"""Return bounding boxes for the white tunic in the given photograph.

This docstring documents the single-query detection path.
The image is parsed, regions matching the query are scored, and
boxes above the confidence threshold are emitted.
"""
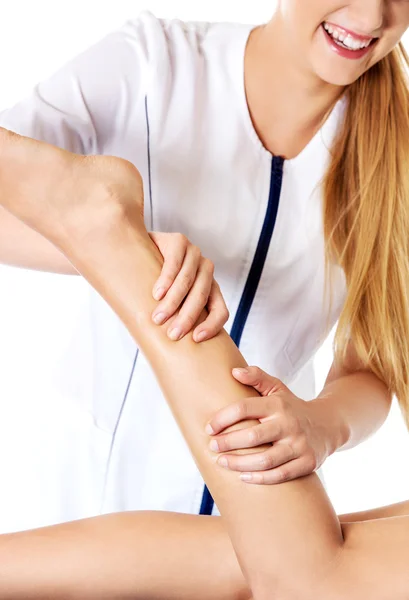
[0,11,347,529]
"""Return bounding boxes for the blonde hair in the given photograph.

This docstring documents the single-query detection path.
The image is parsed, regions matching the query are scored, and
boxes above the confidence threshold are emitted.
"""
[323,42,409,428]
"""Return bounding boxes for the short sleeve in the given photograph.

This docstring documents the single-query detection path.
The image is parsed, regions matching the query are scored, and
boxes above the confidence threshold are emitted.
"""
[0,12,154,156]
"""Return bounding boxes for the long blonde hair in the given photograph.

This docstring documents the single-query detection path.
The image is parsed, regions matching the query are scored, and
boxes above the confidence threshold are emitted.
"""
[323,42,409,428]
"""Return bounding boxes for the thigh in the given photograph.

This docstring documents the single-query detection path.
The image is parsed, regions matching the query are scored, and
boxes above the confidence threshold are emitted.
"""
[324,517,409,600]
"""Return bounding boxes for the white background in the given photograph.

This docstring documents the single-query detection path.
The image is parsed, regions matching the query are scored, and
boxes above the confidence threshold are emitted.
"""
[0,0,408,526]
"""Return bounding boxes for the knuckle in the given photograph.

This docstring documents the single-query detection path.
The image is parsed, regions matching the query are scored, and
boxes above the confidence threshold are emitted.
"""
[259,453,274,470]
[306,453,318,471]
[175,232,188,246]
[252,366,263,378]
[197,288,209,303]
[180,271,194,290]
[276,468,291,483]
[287,441,297,461]
[220,438,231,452]
[248,428,260,446]
[235,401,247,421]
[165,297,180,313]
[203,258,215,274]
[166,257,183,273]
[181,313,196,329]
[191,245,202,259]
[156,278,171,292]
[221,307,230,322]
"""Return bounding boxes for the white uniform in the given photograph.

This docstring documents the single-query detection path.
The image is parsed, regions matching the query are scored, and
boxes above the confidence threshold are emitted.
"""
[0,11,346,529]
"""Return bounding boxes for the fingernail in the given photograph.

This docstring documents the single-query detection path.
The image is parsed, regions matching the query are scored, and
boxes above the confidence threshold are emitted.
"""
[218,456,228,468]
[168,327,182,341]
[233,368,249,375]
[205,423,214,435]
[209,440,219,452]
[153,312,166,325]
[240,473,253,482]
[195,331,207,342]
[153,287,165,301]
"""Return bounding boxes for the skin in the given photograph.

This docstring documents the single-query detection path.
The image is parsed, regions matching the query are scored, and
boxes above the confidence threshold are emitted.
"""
[0,124,405,600]
[18,176,406,600]
[210,0,409,482]
[1,501,409,600]
[0,1,409,598]
[0,0,407,489]
[245,0,409,157]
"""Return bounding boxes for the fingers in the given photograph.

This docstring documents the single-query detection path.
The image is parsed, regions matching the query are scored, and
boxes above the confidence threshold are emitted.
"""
[208,421,281,453]
[152,241,201,333]
[150,232,228,341]
[214,442,295,474]
[167,258,214,341]
[205,397,275,435]
[193,280,229,342]
[237,456,317,485]
[232,366,285,397]
[150,232,189,301]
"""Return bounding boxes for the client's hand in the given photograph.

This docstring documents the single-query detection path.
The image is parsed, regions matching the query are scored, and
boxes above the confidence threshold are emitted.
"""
[0,128,228,341]
[205,366,331,484]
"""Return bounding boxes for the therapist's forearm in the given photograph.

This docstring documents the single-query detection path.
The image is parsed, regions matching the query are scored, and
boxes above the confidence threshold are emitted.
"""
[312,371,392,453]
[65,210,344,600]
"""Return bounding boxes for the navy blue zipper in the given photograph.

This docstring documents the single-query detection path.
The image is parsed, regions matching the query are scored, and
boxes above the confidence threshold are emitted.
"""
[199,154,285,516]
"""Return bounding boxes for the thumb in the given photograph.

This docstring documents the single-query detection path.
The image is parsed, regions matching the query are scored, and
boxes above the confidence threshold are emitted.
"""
[232,366,286,397]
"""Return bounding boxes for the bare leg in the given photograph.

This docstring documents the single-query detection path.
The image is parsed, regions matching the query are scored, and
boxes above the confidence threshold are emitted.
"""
[339,499,409,522]
[0,512,249,600]
[2,148,408,599]
[63,179,344,600]
[58,175,409,600]
[2,501,409,600]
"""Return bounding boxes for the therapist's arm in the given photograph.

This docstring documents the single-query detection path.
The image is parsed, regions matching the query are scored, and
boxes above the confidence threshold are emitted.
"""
[311,344,392,453]
[58,167,345,600]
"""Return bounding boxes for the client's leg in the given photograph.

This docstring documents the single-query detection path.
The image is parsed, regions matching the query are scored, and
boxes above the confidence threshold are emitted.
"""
[0,512,250,600]
[339,499,409,522]
[59,165,409,600]
[2,502,409,600]
[68,186,344,600]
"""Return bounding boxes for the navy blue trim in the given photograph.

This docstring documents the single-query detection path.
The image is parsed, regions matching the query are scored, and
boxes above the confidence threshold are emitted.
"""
[101,97,152,511]
[199,485,215,515]
[199,155,285,516]
[145,95,154,231]
[230,155,285,347]
[100,348,139,511]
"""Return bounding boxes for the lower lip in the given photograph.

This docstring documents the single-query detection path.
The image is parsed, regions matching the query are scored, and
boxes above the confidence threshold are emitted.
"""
[321,24,375,60]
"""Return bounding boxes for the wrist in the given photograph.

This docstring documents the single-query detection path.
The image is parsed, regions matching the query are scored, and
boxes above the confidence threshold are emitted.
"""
[310,396,350,456]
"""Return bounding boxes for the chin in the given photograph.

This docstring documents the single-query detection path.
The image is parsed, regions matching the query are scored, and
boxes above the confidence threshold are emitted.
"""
[313,61,364,87]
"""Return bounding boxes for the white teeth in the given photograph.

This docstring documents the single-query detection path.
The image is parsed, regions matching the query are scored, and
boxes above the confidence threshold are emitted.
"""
[323,22,372,51]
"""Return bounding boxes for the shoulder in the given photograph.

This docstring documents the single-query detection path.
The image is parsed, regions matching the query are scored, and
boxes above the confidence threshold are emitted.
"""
[120,11,215,60]
[121,10,252,72]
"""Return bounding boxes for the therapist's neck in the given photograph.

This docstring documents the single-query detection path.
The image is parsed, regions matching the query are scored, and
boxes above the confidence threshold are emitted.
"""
[245,18,344,159]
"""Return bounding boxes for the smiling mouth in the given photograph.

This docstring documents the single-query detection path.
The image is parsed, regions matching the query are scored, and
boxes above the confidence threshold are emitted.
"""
[322,21,378,52]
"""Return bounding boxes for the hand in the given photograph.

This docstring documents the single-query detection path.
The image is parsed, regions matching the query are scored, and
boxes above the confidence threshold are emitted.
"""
[0,130,229,343]
[205,366,331,484]
[149,233,229,343]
